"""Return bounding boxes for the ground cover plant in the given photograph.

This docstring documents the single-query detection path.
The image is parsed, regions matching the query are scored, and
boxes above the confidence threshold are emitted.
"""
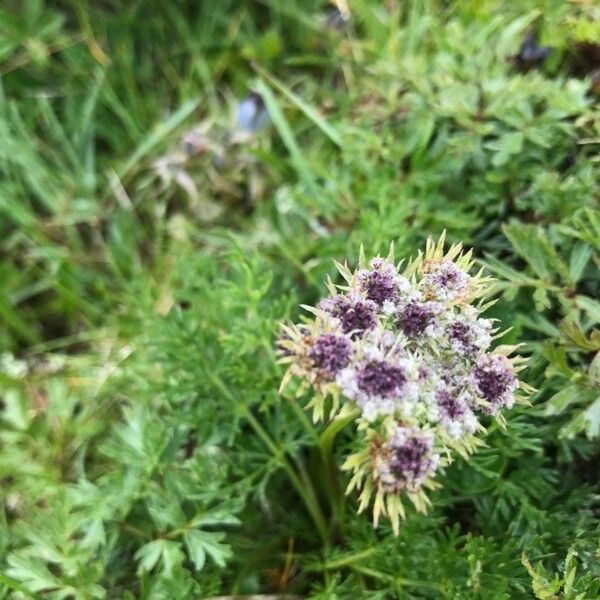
[0,0,599,598]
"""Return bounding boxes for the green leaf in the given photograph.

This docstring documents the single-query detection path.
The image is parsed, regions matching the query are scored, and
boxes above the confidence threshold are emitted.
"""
[482,254,538,286]
[488,131,524,167]
[256,68,342,147]
[503,222,569,282]
[135,539,184,577]
[576,296,600,325]
[589,352,600,387]
[135,540,165,575]
[533,287,551,311]
[0,572,44,599]
[160,541,185,576]
[183,531,206,571]
[190,508,241,529]
[6,553,64,594]
[545,384,591,416]
[183,531,231,570]
[522,554,562,599]
[569,242,592,283]
[254,79,317,193]
[583,396,600,439]
[560,321,600,352]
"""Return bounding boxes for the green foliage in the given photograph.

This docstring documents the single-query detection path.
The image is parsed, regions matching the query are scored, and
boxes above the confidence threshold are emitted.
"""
[523,546,600,600]
[484,209,600,439]
[1,1,599,598]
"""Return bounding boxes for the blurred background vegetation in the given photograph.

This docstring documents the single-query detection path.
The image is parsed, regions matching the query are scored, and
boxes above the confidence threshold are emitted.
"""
[0,0,599,598]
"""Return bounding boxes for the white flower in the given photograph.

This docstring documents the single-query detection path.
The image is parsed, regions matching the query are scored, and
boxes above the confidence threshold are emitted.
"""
[382,299,397,316]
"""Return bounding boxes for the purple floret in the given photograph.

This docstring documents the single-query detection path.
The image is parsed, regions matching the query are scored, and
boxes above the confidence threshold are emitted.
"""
[436,262,463,286]
[377,428,439,492]
[321,296,377,338]
[389,435,434,483]
[417,364,431,382]
[448,321,477,357]
[397,301,439,337]
[359,261,398,306]
[436,388,466,420]
[446,316,491,359]
[308,333,352,378]
[357,360,406,398]
[422,261,470,300]
[473,354,517,413]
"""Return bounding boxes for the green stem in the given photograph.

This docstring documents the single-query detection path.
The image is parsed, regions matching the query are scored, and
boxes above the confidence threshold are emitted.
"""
[318,409,360,535]
[319,409,360,456]
[288,398,349,540]
[209,374,330,545]
[288,398,319,442]
[318,547,377,571]
[0,574,43,599]
[246,410,330,546]
[351,565,442,592]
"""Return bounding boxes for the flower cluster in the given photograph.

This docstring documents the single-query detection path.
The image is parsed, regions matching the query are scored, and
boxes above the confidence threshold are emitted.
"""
[278,235,529,533]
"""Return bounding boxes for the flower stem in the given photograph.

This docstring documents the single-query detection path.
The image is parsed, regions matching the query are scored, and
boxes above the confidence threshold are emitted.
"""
[351,565,442,592]
[208,373,331,546]
[287,397,349,539]
[318,408,360,538]
[318,547,377,570]
[245,410,330,545]
[288,397,319,442]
